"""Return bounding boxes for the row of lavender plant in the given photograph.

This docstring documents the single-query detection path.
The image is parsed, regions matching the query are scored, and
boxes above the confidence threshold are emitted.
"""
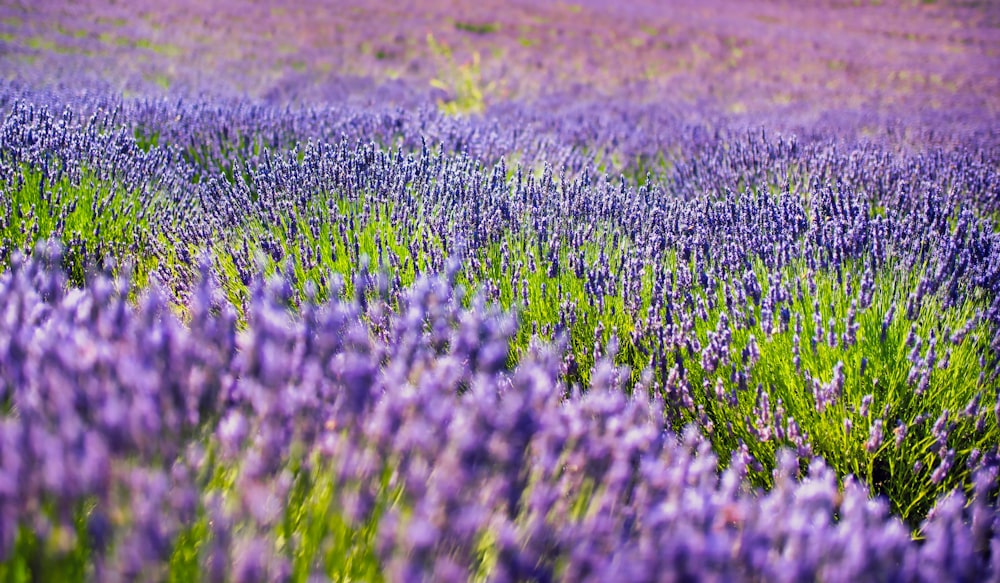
[0,242,997,581]
[3,80,996,187]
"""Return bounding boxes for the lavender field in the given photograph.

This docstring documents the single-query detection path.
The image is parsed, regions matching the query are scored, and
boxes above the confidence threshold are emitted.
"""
[1,0,999,581]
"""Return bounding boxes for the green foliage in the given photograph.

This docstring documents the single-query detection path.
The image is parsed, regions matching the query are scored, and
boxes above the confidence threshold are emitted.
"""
[0,512,93,582]
[454,21,500,35]
[168,513,211,582]
[427,34,494,116]
[281,453,392,581]
[0,164,160,288]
